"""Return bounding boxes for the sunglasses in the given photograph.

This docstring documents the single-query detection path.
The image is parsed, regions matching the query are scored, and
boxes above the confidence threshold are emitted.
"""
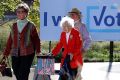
[16,10,25,14]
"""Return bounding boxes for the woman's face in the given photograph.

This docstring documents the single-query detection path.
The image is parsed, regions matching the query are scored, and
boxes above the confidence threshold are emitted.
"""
[70,13,79,21]
[16,8,27,20]
[62,26,69,33]
[62,22,72,33]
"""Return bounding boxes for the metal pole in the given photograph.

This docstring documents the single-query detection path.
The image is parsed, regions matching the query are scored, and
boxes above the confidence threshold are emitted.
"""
[49,41,51,53]
[106,41,114,77]
[109,41,113,62]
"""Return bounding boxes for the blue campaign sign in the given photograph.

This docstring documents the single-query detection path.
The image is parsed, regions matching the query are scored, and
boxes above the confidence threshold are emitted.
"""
[40,0,120,41]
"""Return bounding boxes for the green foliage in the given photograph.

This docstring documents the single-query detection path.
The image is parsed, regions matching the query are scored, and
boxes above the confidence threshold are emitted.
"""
[0,0,21,18]
[28,0,40,30]
[0,21,12,51]
[0,0,40,30]
[40,41,120,62]
[84,42,120,62]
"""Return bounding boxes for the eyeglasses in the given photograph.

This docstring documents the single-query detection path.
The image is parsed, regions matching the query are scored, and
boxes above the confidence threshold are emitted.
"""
[16,10,25,14]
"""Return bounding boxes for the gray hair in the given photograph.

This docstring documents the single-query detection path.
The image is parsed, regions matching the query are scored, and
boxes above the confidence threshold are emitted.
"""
[16,2,30,13]
[60,16,74,28]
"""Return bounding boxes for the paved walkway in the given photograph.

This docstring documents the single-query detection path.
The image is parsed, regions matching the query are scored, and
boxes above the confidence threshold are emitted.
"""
[0,62,120,80]
[81,62,120,80]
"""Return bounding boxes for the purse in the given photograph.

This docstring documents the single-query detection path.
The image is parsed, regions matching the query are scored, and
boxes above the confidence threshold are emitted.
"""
[1,67,12,77]
[0,56,12,77]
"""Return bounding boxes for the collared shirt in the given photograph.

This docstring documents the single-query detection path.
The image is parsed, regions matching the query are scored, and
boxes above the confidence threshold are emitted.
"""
[74,20,92,51]
[66,32,70,44]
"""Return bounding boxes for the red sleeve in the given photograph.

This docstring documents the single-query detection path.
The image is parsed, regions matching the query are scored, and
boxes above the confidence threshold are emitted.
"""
[52,33,63,56]
[31,26,41,54]
[3,33,13,56]
[73,32,83,56]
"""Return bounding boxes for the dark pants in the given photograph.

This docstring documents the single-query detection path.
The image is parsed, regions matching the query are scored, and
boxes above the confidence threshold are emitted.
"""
[59,68,77,80]
[59,55,77,80]
[12,53,35,80]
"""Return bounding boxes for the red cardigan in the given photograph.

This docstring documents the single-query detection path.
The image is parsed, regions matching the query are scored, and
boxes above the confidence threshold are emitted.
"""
[4,21,40,56]
[52,28,83,69]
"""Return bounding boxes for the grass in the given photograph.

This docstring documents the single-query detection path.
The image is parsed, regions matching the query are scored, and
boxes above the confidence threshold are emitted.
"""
[0,20,12,51]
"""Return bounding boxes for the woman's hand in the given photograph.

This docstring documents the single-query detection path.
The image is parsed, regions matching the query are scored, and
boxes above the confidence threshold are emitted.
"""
[48,53,54,56]
[36,53,41,56]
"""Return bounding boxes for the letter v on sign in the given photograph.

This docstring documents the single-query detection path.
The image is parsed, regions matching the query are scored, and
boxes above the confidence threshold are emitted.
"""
[93,6,106,26]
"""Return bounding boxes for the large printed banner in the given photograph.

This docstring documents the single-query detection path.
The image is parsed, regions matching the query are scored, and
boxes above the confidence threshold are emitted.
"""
[40,0,120,41]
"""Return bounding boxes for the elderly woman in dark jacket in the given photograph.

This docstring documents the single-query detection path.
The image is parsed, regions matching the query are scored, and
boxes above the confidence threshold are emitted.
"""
[3,2,40,80]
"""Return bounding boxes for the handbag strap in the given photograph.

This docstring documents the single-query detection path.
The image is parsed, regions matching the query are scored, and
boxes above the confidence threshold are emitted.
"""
[6,57,11,67]
[0,56,11,67]
[0,56,6,64]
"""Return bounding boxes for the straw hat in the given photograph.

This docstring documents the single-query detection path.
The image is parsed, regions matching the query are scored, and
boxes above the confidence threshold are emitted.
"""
[68,8,82,18]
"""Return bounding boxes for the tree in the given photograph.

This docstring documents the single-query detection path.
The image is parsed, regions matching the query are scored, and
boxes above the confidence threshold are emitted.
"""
[0,0,40,30]
[28,0,40,30]
[0,0,21,18]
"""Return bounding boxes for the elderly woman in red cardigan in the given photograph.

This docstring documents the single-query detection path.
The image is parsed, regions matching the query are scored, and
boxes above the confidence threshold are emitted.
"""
[52,16,83,80]
[3,2,40,80]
